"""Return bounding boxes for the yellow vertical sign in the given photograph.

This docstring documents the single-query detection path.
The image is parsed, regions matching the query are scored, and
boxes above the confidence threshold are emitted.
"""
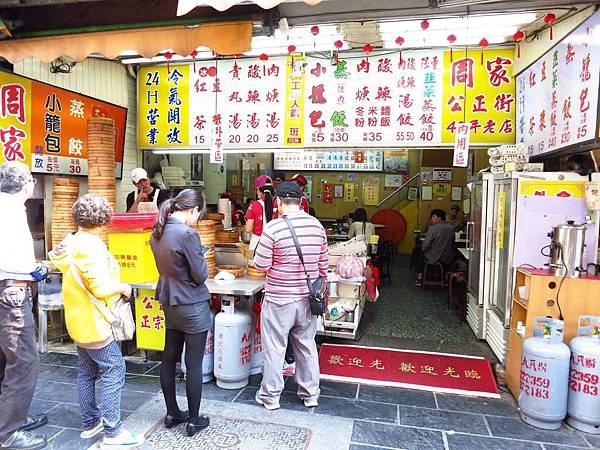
[496,191,506,250]
[0,72,32,167]
[283,55,305,147]
[138,65,190,148]
[344,182,355,202]
[441,48,515,144]
[135,289,166,351]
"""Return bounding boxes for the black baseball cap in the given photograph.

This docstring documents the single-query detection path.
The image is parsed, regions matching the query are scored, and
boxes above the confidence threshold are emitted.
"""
[272,170,285,182]
[277,181,302,199]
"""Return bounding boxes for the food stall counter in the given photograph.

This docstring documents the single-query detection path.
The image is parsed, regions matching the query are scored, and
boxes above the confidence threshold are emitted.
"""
[130,275,265,296]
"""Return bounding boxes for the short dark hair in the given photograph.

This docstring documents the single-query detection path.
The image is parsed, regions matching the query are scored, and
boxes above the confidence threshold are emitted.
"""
[450,205,460,212]
[430,209,446,220]
[353,208,367,222]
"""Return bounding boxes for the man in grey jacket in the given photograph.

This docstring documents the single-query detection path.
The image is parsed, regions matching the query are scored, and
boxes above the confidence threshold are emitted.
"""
[415,209,455,287]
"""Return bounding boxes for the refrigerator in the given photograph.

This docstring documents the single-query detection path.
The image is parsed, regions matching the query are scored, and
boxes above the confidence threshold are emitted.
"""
[484,172,599,364]
[466,173,495,339]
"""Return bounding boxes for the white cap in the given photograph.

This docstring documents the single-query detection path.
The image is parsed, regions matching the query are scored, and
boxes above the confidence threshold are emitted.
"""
[131,168,148,183]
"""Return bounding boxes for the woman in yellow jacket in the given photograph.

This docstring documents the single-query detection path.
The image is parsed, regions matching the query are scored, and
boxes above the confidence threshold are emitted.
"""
[49,195,144,449]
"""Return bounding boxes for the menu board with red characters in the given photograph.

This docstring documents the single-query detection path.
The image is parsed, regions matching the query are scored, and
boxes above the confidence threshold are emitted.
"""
[517,10,600,157]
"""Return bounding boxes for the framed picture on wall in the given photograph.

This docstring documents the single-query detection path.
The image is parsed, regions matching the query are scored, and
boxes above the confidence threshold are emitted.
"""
[334,184,344,198]
[421,186,433,201]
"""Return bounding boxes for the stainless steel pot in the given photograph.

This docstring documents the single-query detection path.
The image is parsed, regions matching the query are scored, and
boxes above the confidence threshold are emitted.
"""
[548,221,586,278]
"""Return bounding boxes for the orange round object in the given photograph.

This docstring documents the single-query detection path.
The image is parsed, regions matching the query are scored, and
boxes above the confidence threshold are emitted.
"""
[370,208,407,244]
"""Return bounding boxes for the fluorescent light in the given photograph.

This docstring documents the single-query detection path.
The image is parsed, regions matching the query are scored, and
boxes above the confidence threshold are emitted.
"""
[152,149,210,154]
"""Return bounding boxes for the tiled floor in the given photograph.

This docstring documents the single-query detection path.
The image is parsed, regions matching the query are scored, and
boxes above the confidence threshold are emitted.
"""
[25,256,600,449]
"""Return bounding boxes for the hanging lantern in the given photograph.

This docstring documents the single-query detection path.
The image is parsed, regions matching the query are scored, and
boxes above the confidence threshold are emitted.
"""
[334,39,343,64]
[479,38,489,65]
[513,30,525,58]
[420,19,429,31]
[363,43,373,53]
[163,51,173,73]
[190,50,198,72]
[259,53,269,76]
[287,44,296,66]
[310,25,320,36]
[447,34,457,62]
[544,13,557,40]
[395,36,405,65]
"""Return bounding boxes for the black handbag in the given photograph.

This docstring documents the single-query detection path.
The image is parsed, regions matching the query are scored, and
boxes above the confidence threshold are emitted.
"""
[283,216,326,316]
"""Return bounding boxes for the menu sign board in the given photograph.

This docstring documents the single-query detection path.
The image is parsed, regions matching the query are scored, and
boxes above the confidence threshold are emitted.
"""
[517,10,600,157]
[138,49,515,151]
[273,150,383,172]
[0,71,126,177]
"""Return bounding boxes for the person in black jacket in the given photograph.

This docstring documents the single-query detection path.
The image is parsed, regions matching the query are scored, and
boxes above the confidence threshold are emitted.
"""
[150,189,211,437]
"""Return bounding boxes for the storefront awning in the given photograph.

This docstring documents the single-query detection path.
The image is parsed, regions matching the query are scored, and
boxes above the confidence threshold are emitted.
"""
[0,21,252,64]
[177,0,325,15]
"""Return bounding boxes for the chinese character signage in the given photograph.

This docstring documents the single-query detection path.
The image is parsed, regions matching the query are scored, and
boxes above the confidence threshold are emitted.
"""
[453,122,470,167]
[0,71,126,176]
[273,150,383,172]
[138,49,515,151]
[517,10,600,157]
[135,289,166,351]
[442,48,515,144]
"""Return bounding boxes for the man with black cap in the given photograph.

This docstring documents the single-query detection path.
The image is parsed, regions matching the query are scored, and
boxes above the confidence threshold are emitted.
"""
[252,182,328,411]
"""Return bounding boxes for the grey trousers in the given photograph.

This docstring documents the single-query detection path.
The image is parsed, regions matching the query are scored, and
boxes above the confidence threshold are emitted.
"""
[259,299,320,405]
[0,286,39,440]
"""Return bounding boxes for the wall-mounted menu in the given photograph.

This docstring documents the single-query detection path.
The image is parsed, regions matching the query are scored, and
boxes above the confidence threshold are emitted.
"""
[273,150,383,171]
[517,9,600,157]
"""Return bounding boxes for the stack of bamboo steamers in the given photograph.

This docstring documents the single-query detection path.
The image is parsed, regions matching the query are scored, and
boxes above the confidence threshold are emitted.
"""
[51,178,79,249]
[196,220,216,278]
[86,117,116,244]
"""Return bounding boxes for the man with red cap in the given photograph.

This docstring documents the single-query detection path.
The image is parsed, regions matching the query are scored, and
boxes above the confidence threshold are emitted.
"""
[289,173,310,214]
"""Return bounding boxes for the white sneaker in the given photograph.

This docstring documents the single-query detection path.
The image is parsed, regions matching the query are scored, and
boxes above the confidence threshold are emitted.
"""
[80,421,104,439]
[303,398,319,408]
[101,429,145,448]
[255,390,281,410]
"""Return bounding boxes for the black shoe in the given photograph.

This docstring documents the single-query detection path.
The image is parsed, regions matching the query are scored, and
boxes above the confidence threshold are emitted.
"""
[185,416,209,437]
[0,431,47,450]
[18,415,48,432]
[164,411,189,429]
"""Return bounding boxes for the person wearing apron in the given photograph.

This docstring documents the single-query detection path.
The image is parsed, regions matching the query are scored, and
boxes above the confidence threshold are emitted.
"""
[126,168,168,213]
[246,176,277,255]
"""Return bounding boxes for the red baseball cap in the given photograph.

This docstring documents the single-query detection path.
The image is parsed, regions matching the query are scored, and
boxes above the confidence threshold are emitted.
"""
[290,173,307,187]
[255,175,273,189]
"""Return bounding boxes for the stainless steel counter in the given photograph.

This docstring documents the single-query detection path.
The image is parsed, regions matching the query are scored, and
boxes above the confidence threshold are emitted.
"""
[131,275,265,296]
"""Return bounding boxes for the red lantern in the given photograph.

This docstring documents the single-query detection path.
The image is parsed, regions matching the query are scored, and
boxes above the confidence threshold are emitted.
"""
[259,53,269,61]
[395,36,404,66]
[513,30,525,58]
[363,43,373,53]
[447,34,457,62]
[190,49,198,72]
[544,13,557,40]
[334,39,343,64]
[479,38,488,65]
[163,51,173,73]
[287,44,296,54]
[310,25,320,36]
[421,19,429,31]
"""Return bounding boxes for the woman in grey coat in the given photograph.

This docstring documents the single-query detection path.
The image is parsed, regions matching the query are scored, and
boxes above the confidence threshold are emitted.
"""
[150,189,211,437]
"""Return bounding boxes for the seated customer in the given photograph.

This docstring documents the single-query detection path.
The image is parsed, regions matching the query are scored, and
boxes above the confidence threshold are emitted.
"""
[347,208,375,242]
[448,205,464,231]
[415,209,454,287]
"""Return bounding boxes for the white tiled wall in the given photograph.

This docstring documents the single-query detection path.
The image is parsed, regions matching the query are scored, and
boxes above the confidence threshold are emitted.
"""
[13,57,139,213]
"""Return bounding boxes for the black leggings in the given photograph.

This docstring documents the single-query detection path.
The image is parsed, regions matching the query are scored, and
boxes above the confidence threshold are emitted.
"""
[160,328,208,420]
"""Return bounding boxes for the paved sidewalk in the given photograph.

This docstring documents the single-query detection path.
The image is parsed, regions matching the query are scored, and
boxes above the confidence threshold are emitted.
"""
[30,352,600,450]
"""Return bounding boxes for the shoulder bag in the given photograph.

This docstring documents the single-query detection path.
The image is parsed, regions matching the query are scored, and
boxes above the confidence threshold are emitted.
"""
[69,265,135,342]
[282,216,326,316]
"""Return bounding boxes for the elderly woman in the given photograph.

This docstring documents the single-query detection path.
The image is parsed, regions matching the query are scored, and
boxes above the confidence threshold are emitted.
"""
[49,194,144,449]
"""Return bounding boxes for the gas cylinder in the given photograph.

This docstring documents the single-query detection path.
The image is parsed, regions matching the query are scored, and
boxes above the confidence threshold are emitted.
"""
[519,317,571,430]
[179,308,216,383]
[250,327,263,376]
[214,295,252,389]
[567,316,600,434]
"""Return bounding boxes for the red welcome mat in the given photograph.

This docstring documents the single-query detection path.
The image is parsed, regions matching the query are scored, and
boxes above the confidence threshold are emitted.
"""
[319,344,499,398]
